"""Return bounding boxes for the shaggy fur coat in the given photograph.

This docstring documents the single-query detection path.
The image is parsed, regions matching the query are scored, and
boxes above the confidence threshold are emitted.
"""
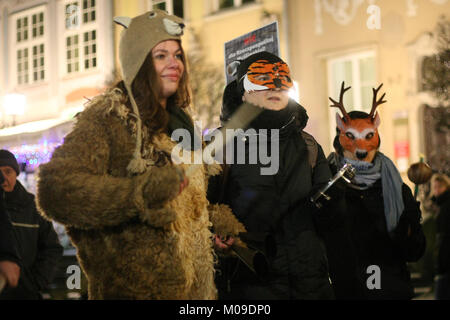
[36,89,245,299]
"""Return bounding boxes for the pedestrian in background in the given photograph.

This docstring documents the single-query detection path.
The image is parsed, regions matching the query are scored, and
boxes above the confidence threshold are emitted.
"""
[0,175,21,291]
[0,149,62,300]
[431,173,450,300]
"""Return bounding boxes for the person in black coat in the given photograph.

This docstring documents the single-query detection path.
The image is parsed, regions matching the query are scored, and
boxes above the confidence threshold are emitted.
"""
[326,84,426,300]
[208,52,345,300]
[0,172,21,290]
[431,173,450,300]
[0,150,63,300]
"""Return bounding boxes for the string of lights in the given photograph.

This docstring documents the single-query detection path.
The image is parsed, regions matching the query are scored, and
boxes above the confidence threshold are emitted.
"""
[6,140,61,172]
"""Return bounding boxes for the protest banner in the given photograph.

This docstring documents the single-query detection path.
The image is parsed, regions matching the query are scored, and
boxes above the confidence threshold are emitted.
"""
[224,21,279,84]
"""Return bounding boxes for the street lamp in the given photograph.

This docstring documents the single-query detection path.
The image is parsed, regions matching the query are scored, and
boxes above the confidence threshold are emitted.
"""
[2,93,26,126]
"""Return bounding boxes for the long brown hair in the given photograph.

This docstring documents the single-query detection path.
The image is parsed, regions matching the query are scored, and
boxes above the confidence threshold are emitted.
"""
[115,41,191,137]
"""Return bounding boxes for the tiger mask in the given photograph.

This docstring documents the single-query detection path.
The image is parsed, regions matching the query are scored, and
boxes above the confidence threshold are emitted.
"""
[236,51,293,94]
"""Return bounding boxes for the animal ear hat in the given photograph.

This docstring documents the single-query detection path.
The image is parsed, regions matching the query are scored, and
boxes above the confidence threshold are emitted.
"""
[113,10,185,175]
[114,10,184,87]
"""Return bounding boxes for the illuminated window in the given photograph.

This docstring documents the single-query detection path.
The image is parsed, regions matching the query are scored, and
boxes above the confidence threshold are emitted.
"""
[32,44,45,81]
[17,49,29,85]
[66,35,79,73]
[65,2,79,29]
[82,0,96,24]
[16,17,28,43]
[327,51,376,113]
[83,30,97,70]
[63,0,98,74]
[32,12,44,38]
[12,6,46,85]
[326,50,377,145]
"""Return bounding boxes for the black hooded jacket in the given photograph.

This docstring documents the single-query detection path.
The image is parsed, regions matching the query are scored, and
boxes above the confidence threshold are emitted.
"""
[0,181,62,300]
[208,86,343,299]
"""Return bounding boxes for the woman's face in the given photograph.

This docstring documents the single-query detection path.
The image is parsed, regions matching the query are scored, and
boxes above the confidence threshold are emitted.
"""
[152,40,185,101]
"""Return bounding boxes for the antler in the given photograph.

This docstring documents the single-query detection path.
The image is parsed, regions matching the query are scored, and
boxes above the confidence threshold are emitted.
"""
[329,81,351,121]
[369,83,387,118]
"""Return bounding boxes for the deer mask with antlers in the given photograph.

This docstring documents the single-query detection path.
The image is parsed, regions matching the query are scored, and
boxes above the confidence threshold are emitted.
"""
[330,82,387,163]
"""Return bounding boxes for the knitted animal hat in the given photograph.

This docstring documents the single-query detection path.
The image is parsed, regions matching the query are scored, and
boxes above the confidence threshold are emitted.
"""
[114,10,185,174]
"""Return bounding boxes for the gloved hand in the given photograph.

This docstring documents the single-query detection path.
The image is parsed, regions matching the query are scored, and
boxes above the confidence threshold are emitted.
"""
[326,179,347,203]
[133,165,187,227]
[391,201,421,241]
[311,178,347,209]
[137,165,186,208]
[311,179,348,232]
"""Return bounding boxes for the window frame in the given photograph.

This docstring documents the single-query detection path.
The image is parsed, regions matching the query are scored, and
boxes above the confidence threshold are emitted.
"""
[326,50,377,147]
[147,0,184,18]
[149,0,173,14]
[62,0,99,77]
[10,5,48,87]
[211,0,256,12]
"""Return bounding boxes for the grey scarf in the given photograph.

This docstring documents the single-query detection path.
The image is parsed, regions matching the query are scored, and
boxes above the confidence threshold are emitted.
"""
[330,152,405,233]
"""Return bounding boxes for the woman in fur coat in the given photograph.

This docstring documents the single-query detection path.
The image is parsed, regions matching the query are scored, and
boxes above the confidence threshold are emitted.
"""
[35,10,244,300]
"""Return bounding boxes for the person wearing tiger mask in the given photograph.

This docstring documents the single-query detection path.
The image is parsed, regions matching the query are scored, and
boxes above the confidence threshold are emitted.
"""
[326,82,426,299]
[208,51,348,300]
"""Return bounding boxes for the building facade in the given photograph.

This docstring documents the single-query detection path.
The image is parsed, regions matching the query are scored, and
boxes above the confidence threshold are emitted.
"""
[0,0,448,191]
[0,0,114,190]
[118,0,450,179]
[285,0,449,177]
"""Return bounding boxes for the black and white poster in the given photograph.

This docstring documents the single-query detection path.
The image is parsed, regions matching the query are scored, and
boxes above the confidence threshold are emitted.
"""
[224,21,279,84]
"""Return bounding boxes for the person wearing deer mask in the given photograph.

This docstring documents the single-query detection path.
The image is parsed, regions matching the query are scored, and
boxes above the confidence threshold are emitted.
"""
[327,82,426,300]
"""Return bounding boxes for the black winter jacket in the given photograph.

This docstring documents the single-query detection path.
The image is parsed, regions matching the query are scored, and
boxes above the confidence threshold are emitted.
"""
[0,201,20,265]
[327,159,426,300]
[209,101,342,300]
[433,190,450,275]
[0,181,62,300]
